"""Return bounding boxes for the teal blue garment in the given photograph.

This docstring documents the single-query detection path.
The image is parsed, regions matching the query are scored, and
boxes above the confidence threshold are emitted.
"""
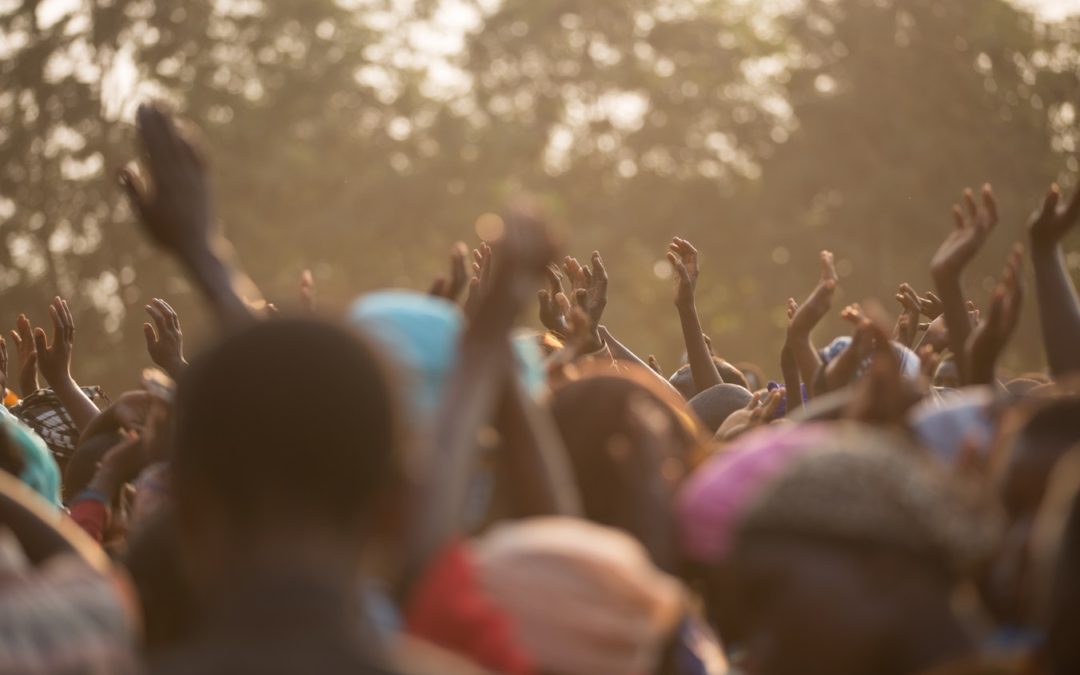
[0,405,61,507]
[347,290,545,422]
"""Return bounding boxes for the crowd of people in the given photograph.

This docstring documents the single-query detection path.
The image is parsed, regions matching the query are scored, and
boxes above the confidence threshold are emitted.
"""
[0,101,1079,675]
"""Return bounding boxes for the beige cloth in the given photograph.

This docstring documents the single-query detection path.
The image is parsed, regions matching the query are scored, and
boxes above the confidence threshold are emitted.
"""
[470,517,683,675]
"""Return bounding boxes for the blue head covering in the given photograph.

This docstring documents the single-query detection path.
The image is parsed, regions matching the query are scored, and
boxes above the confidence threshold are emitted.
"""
[820,336,921,382]
[347,290,545,422]
[0,406,61,507]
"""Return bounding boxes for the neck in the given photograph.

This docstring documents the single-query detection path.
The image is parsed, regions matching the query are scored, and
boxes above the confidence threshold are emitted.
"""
[892,595,976,675]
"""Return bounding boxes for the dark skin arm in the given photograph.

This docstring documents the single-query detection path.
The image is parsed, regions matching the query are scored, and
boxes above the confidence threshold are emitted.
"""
[494,376,580,519]
[822,304,870,392]
[930,184,998,384]
[597,324,683,397]
[780,343,802,415]
[786,250,839,388]
[965,245,1024,385]
[428,242,469,303]
[119,103,262,330]
[668,237,723,393]
[33,297,99,431]
[1027,183,1080,377]
[402,206,577,596]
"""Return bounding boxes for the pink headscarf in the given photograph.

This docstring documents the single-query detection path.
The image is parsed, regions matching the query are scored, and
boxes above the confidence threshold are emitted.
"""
[676,424,830,564]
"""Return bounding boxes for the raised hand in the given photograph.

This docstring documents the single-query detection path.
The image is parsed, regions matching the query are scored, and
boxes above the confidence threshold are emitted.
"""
[428,243,469,303]
[538,265,570,335]
[469,209,560,336]
[119,104,213,257]
[1027,183,1080,376]
[1029,183,1080,250]
[716,388,784,441]
[845,319,923,426]
[788,250,838,337]
[894,283,922,348]
[298,269,317,313]
[463,242,493,320]
[930,184,997,384]
[10,314,38,396]
[143,298,187,378]
[931,184,998,282]
[964,245,1024,385]
[30,297,99,431]
[915,290,944,320]
[666,237,699,309]
[32,297,74,388]
[666,236,723,393]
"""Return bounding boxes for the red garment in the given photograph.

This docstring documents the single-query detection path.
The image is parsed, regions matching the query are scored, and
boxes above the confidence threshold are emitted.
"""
[405,540,532,675]
[68,499,108,544]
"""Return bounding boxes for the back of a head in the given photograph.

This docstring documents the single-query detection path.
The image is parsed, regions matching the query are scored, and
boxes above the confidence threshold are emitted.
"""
[171,319,400,533]
[734,424,994,581]
[550,368,699,556]
[669,361,749,400]
[687,384,753,434]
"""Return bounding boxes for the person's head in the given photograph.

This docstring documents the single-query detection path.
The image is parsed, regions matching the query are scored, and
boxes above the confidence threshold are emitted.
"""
[550,365,704,569]
[728,425,991,675]
[0,408,60,507]
[686,383,753,435]
[348,290,545,423]
[982,396,1080,625]
[471,517,684,675]
[170,319,403,590]
[669,360,749,399]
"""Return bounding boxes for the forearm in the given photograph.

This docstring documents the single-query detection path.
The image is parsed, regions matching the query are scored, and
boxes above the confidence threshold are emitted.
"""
[786,330,821,388]
[181,241,261,330]
[823,347,860,392]
[51,378,100,432]
[496,379,581,518]
[402,341,510,594]
[780,344,803,414]
[677,302,723,393]
[1031,244,1080,376]
[600,327,681,396]
[933,272,973,383]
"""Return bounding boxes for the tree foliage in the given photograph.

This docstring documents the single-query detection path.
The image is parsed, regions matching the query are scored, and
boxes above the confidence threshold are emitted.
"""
[0,0,1077,393]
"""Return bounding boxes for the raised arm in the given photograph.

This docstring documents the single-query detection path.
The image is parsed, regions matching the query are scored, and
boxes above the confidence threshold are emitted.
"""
[964,245,1023,385]
[929,184,998,384]
[403,205,573,594]
[668,237,723,393]
[10,314,39,397]
[1027,183,1080,377]
[33,297,99,431]
[786,250,839,388]
[119,103,262,330]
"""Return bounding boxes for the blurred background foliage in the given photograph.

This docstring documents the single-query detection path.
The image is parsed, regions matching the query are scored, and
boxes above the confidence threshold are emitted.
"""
[1,0,1078,394]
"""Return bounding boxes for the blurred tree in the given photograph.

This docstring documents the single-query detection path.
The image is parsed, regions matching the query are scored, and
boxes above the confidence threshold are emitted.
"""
[0,0,1077,394]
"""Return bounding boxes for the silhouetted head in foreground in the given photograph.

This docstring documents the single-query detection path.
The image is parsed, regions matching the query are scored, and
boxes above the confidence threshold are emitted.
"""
[170,318,403,596]
[728,425,992,675]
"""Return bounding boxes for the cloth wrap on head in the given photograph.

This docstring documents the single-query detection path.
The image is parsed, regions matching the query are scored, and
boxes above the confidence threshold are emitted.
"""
[347,290,545,420]
[471,517,684,675]
[676,424,831,564]
[0,406,61,507]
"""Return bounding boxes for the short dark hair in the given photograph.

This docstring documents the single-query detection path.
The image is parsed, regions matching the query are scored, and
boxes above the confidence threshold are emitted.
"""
[171,319,401,532]
[669,360,750,400]
[687,384,753,434]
